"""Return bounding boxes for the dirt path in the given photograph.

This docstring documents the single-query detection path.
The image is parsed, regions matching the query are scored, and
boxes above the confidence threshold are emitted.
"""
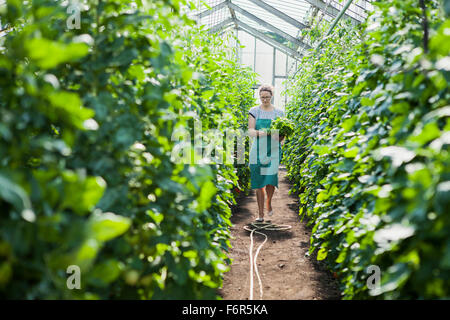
[219,166,341,300]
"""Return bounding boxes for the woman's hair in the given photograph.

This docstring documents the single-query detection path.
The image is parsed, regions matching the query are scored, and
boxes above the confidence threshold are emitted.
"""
[258,84,274,96]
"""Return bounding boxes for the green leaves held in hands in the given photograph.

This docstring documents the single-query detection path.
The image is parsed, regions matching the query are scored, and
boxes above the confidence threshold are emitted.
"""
[270,117,295,137]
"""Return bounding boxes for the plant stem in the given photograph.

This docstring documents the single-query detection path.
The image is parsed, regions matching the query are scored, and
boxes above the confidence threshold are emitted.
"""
[419,0,429,53]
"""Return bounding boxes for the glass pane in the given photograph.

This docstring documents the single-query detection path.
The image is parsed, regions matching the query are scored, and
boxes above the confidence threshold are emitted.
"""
[275,49,287,77]
[241,53,254,70]
[275,78,287,111]
[238,30,254,69]
[238,30,254,50]
[287,56,298,77]
[254,39,273,85]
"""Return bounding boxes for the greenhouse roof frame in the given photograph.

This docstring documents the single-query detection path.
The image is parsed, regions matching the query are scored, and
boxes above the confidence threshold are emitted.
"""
[227,2,310,50]
[247,0,308,30]
[191,0,373,58]
[236,20,303,58]
[208,18,303,59]
[304,0,364,24]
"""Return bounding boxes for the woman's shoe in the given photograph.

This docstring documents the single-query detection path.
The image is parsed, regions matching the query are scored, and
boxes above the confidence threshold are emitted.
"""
[255,218,264,222]
[268,210,273,217]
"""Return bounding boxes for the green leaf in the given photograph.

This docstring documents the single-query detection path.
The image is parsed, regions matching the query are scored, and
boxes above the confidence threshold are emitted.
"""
[378,263,411,294]
[312,145,331,155]
[88,212,132,242]
[0,173,30,210]
[374,147,416,167]
[343,146,359,158]
[128,65,146,82]
[342,116,356,132]
[61,173,106,215]
[48,91,95,129]
[89,260,123,286]
[317,247,328,261]
[76,239,101,263]
[26,38,88,69]
[0,262,13,286]
[409,122,441,145]
[196,180,217,212]
[147,209,164,225]
[360,97,374,106]
[201,90,214,100]
[335,250,347,263]
[316,189,329,203]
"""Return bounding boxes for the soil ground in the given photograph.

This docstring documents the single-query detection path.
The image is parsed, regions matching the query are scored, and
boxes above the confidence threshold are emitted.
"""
[218,166,341,300]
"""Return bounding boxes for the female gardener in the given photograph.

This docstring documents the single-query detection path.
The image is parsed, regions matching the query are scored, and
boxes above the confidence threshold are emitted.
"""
[248,84,285,222]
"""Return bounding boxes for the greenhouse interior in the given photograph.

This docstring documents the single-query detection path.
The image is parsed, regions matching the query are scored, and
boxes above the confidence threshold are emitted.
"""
[0,0,449,304]
[187,0,374,108]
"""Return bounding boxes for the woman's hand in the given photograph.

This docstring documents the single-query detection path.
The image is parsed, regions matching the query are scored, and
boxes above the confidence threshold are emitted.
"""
[256,130,267,137]
[271,133,284,140]
[272,134,286,146]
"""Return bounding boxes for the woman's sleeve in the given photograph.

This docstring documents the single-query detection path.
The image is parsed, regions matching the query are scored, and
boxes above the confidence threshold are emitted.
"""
[249,107,256,119]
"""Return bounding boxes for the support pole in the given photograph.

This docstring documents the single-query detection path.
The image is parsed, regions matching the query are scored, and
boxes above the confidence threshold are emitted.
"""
[236,26,240,63]
[254,34,257,71]
[315,0,354,51]
[291,0,354,79]
[272,47,276,87]
[303,0,362,24]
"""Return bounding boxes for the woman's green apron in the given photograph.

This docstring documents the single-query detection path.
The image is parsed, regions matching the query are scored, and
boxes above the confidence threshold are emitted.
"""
[249,118,282,189]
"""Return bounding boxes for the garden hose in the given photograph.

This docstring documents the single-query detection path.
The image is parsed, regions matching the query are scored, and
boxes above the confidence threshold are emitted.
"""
[244,221,292,300]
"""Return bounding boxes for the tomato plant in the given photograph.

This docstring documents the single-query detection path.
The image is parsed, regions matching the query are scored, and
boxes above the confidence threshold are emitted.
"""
[284,0,449,299]
[0,0,255,299]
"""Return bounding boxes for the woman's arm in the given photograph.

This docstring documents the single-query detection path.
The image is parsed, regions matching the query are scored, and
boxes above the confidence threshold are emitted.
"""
[248,115,266,137]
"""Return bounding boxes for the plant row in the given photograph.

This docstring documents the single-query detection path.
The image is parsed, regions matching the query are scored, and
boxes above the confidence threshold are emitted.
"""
[284,0,450,299]
[0,0,255,299]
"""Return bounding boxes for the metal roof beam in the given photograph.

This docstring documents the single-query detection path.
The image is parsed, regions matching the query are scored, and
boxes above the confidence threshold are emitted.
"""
[304,0,362,24]
[196,1,228,19]
[315,0,355,50]
[228,2,311,50]
[228,1,239,30]
[246,0,308,30]
[237,26,300,60]
[208,17,235,34]
[236,20,302,60]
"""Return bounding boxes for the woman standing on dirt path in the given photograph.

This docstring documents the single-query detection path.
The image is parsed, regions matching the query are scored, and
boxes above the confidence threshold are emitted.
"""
[248,84,285,222]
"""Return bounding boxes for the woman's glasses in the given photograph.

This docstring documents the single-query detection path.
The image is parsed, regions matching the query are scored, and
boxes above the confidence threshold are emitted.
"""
[260,96,271,100]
